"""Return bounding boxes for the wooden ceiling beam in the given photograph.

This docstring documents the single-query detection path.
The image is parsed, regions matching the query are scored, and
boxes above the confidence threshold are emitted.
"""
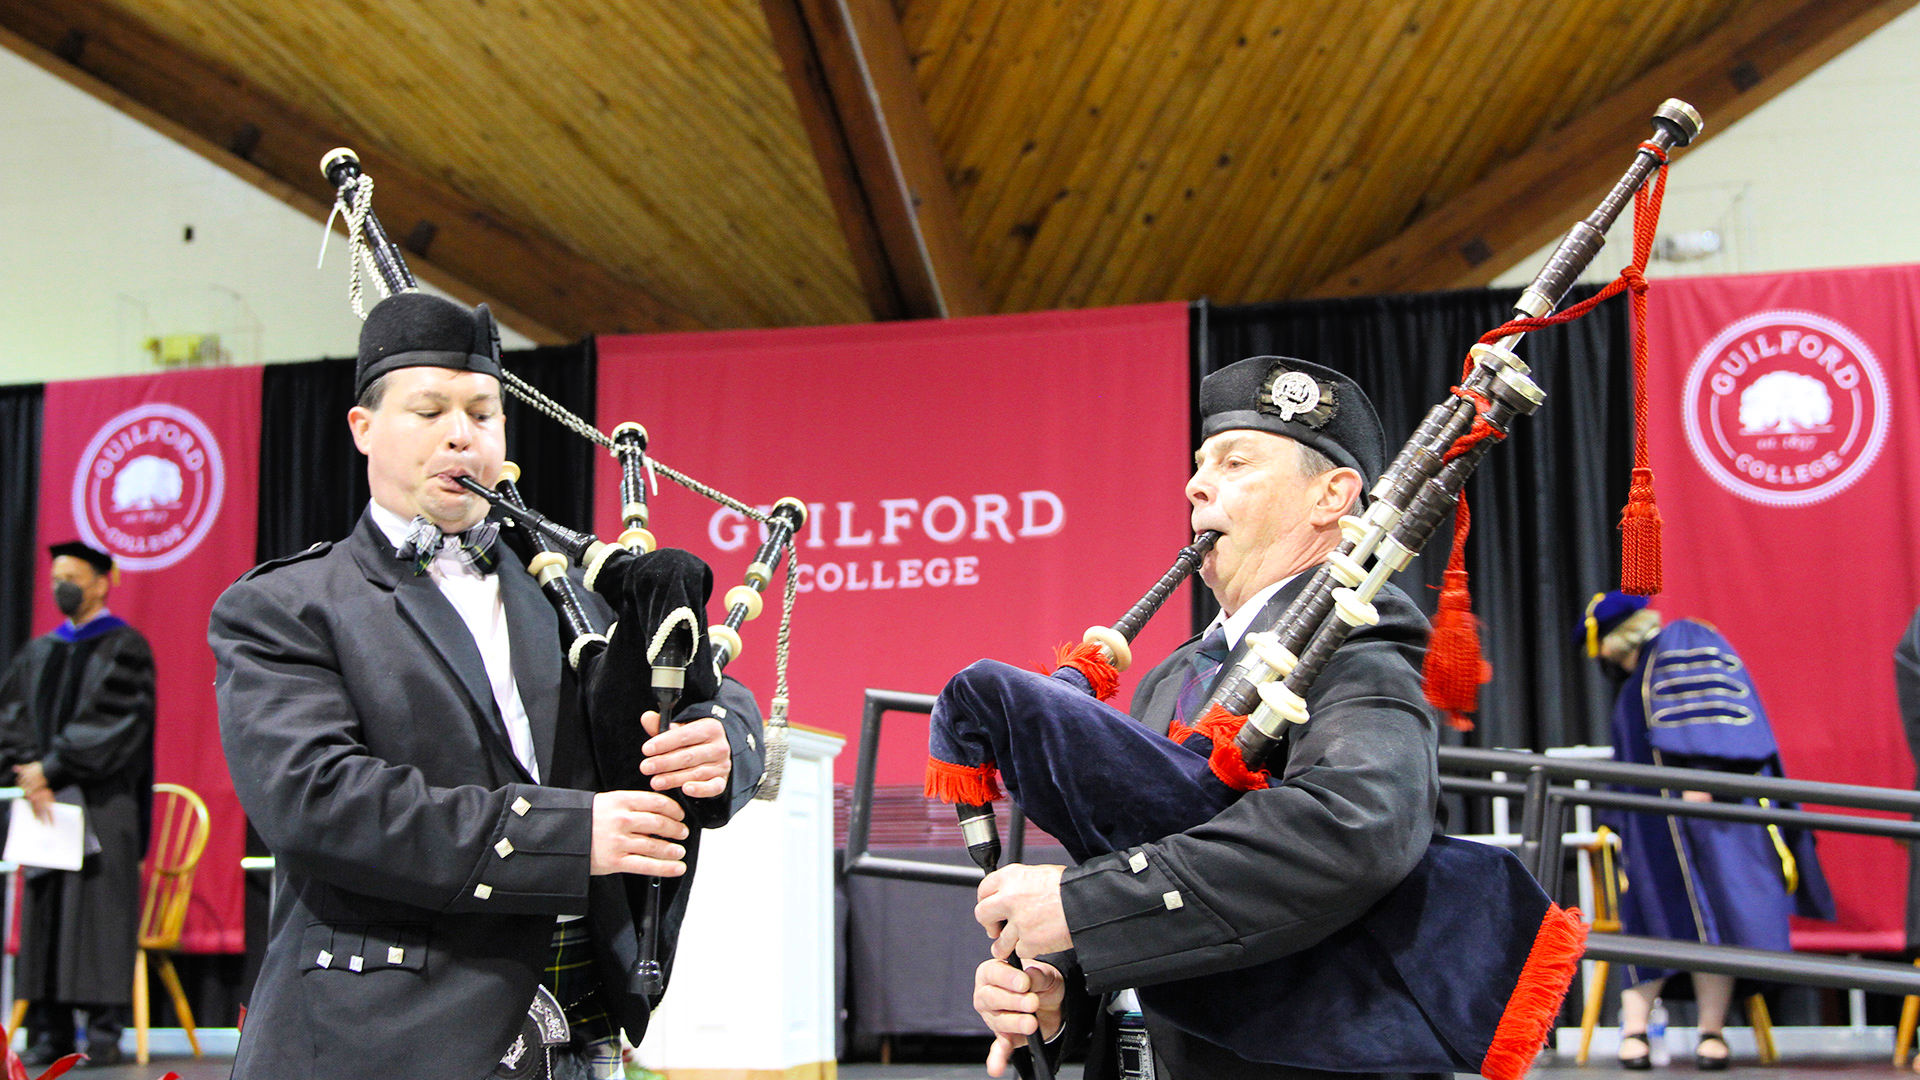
[761,0,988,319]
[0,0,704,343]
[1308,0,1920,300]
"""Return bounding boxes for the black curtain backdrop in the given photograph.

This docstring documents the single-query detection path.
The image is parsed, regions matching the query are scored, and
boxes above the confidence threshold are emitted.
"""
[1193,286,1635,752]
[0,385,44,664]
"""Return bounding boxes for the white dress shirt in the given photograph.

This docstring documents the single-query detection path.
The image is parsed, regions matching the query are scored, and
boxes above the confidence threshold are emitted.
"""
[1209,572,1300,651]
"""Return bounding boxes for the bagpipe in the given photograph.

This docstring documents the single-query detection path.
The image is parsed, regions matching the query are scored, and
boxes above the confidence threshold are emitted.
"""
[951,534,1220,1080]
[319,148,805,998]
[924,101,1702,1080]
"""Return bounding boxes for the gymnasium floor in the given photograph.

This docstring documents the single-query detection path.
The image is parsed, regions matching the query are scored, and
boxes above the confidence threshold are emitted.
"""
[37,1055,1920,1079]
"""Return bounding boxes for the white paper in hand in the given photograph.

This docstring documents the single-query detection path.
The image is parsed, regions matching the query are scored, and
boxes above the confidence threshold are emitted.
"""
[4,798,86,871]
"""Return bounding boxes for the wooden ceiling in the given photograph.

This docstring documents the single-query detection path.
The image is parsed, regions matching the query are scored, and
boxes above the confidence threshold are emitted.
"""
[1,0,1911,343]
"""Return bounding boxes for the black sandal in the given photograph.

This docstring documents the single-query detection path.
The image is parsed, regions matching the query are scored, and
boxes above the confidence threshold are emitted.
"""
[1619,1032,1652,1070]
[1695,1032,1730,1071]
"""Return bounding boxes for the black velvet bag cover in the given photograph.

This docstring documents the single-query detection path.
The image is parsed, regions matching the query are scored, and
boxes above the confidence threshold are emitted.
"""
[584,547,718,791]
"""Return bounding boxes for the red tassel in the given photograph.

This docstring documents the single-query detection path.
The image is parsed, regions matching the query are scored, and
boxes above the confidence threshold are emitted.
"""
[924,757,1001,804]
[1619,466,1663,596]
[1048,640,1121,701]
[1190,703,1271,791]
[1480,904,1590,1080]
[1422,566,1490,732]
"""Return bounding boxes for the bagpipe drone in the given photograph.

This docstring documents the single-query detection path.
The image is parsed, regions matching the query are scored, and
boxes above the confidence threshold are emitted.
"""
[925,100,1704,1080]
[318,148,805,1001]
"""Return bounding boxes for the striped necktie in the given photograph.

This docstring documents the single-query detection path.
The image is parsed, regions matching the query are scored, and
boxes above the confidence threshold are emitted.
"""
[1173,625,1231,725]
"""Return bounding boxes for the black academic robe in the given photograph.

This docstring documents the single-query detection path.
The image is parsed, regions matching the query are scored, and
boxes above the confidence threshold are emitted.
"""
[210,510,764,1080]
[0,616,155,1006]
[1054,575,1439,1080]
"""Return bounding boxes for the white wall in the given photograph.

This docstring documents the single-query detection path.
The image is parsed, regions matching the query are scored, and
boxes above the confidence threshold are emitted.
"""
[1494,5,1920,288]
[0,49,531,387]
[3,6,1917,387]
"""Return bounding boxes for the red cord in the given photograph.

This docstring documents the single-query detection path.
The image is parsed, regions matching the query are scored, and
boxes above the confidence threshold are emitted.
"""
[1619,155,1669,595]
[1426,146,1674,725]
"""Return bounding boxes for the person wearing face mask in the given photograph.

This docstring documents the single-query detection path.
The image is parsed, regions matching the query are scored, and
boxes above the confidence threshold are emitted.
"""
[0,540,156,1068]
[971,357,1450,1080]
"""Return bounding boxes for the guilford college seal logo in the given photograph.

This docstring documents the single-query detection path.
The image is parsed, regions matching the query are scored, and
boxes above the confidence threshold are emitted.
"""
[1681,309,1889,507]
[71,403,226,570]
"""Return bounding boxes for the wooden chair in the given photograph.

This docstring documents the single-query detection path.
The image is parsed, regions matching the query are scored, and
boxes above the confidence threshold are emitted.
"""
[1575,828,1624,1065]
[134,783,211,1065]
[1576,826,1778,1066]
[1892,959,1920,1066]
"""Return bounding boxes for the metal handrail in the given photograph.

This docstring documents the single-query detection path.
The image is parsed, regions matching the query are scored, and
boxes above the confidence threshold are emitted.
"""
[840,689,1920,998]
[1584,934,1920,996]
[842,688,1031,886]
[1442,746,1920,815]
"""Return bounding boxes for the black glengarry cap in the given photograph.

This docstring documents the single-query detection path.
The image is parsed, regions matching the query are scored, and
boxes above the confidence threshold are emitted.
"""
[355,291,504,399]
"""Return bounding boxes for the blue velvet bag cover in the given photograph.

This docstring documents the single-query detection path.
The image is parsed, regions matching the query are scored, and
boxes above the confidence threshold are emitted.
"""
[928,659,1585,1080]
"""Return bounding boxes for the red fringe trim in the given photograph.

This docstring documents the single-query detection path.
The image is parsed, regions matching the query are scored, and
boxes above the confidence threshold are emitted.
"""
[1048,640,1121,701]
[1167,718,1197,745]
[1190,703,1271,791]
[1480,903,1589,1080]
[924,757,1001,805]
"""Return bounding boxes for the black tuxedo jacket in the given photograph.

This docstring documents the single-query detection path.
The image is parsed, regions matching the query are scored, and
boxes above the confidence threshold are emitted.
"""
[212,510,762,1080]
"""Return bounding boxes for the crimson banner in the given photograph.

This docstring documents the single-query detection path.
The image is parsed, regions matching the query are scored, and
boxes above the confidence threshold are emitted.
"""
[35,369,260,953]
[1646,265,1920,951]
[597,304,1192,786]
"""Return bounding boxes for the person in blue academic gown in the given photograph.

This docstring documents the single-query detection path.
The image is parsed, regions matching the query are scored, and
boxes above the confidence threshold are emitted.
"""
[1583,592,1833,1071]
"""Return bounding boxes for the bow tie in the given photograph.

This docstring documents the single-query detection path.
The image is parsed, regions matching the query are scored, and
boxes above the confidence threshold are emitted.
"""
[396,515,500,576]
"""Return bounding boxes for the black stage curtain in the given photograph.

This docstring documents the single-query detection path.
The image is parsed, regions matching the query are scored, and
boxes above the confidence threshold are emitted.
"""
[254,342,598,561]
[0,384,44,664]
[1193,287,1633,751]
[501,341,599,535]
[255,357,365,560]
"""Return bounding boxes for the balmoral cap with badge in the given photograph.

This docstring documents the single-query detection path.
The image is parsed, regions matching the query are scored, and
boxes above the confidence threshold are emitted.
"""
[1198,355,1388,487]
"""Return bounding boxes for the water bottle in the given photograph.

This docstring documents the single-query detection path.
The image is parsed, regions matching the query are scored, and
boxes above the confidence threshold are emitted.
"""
[1647,1001,1672,1067]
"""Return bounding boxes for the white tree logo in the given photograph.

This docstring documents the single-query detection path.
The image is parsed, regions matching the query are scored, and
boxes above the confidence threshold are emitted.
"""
[111,455,185,510]
[1737,371,1832,434]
